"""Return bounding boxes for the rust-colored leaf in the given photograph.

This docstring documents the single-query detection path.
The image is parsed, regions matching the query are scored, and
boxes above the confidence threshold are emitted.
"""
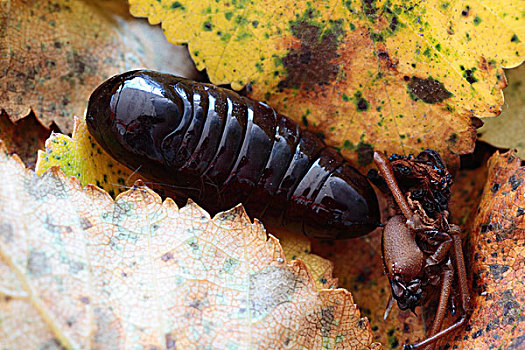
[0,146,381,349]
[449,144,494,226]
[0,0,197,132]
[445,151,525,349]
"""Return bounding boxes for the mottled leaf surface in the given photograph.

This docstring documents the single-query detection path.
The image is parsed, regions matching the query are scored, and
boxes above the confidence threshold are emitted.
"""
[0,0,197,132]
[445,151,525,349]
[129,0,523,168]
[1,147,381,349]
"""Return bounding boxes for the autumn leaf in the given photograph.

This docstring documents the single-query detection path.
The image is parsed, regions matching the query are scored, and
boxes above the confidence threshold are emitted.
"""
[3,1,525,348]
[35,117,144,198]
[445,150,525,349]
[0,0,198,132]
[0,146,381,350]
[277,229,338,290]
[129,0,523,168]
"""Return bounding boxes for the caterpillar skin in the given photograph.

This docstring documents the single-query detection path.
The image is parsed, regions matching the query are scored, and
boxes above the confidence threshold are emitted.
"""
[86,70,379,239]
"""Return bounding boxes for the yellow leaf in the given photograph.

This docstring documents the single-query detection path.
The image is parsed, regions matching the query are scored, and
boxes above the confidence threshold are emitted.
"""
[0,147,381,349]
[129,0,524,168]
[35,117,143,197]
[278,229,338,290]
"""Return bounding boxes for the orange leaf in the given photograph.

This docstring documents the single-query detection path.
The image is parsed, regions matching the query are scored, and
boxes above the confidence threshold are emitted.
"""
[446,150,525,349]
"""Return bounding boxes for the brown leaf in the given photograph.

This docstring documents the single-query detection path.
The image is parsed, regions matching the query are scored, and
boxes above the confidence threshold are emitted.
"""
[446,151,525,349]
[0,146,380,349]
[0,0,197,132]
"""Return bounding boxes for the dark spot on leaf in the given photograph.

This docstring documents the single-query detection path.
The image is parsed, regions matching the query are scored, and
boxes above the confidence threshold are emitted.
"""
[302,115,308,127]
[490,183,500,193]
[203,21,213,31]
[448,133,457,145]
[473,16,481,25]
[39,338,65,350]
[408,76,453,103]
[320,306,335,337]
[461,6,470,16]
[390,16,398,31]
[472,329,484,339]
[161,252,173,261]
[166,334,176,349]
[278,19,343,90]
[511,34,520,43]
[357,97,369,111]
[517,207,524,217]
[377,51,397,70]
[489,264,509,280]
[6,82,16,92]
[0,222,14,243]
[362,0,377,16]
[370,32,384,42]
[463,69,478,84]
[66,51,95,78]
[508,174,522,191]
[28,250,51,277]
[499,290,520,325]
[485,320,499,332]
[171,1,184,9]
